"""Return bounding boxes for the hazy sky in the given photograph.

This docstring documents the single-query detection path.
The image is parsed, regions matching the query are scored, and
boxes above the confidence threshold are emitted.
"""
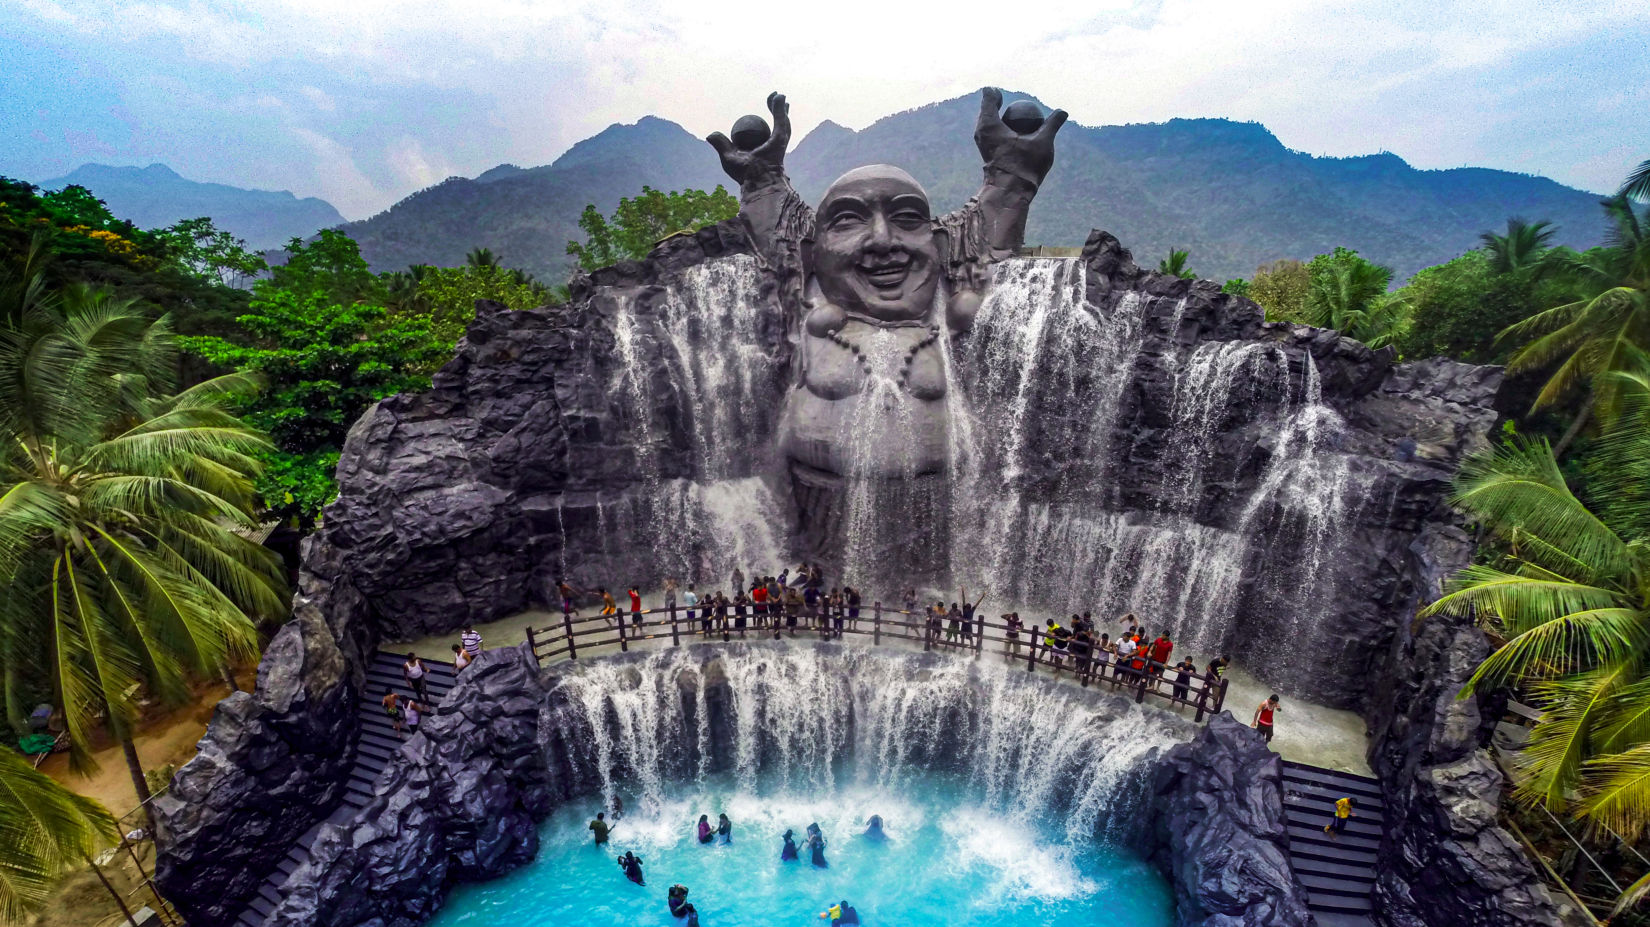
[2,0,1645,220]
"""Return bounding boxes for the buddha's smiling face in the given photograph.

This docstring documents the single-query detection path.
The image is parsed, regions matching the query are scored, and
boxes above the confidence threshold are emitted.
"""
[811,165,940,323]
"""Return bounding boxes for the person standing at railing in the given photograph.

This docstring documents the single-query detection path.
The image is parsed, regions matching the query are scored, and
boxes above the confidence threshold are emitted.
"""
[1149,633,1174,691]
[664,578,679,624]
[715,592,730,636]
[1172,657,1197,704]
[734,591,750,638]
[945,603,963,647]
[784,586,802,636]
[846,586,861,631]
[903,588,917,614]
[1003,613,1022,662]
[599,588,618,625]
[1071,625,1094,682]
[831,588,846,638]
[804,584,821,629]
[1094,633,1113,682]
[684,584,699,628]
[752,581,769,630]
[628,587,644,631]
[767,576,783,624]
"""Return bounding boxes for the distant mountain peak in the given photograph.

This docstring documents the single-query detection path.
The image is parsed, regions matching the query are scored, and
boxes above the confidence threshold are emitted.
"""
[41,162,344,249]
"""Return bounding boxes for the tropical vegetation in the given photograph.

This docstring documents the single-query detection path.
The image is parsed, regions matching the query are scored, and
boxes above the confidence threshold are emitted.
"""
[0,748,116,921]
[566,185,739,272]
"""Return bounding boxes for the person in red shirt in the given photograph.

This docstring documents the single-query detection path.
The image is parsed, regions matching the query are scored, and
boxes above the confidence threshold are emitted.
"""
[1253,694,1280,743]
[628,587,643,629]
[1149,634,1174,688]
[752,582,769,630]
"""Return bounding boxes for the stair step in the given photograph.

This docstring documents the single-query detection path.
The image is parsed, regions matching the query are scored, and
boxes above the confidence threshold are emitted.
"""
[1282,780,1386,814]
[276,857,298,876]
[1283,810,1383,840]
[258,884,284,906]
[1306,891,1374,915]
[245,894,273,916]
[1310,911,1377,927]
[1298,872,1376,898]
[1282,763,1381,794]
[1289,854,1378,880]
[1286,823,1378,852]
[1290,843,1378,868]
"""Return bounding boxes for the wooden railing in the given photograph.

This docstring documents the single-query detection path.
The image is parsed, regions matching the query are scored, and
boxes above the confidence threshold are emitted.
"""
[526,602,1230,722]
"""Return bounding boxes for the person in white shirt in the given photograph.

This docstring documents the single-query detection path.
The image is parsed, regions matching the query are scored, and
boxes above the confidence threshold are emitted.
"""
[451,643,473,672]
[683,584,700,624]
[403,652,429,701]
[460,624,483,659]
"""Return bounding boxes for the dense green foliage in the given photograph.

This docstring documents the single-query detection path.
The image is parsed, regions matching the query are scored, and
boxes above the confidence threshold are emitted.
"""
[182,233,449,520]
[0,285,283,804]
[0,748,116,921]
[566,185,739,272]
[1249,259,1310,323]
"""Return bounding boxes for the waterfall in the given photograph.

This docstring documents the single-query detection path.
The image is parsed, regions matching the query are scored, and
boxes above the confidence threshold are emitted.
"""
[548,645,1185,844]
[1157,341,1291,516]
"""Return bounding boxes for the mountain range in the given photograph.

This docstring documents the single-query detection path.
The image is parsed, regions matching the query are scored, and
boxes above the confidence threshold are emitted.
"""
[340,92,1607,284]
[40,163,344,251]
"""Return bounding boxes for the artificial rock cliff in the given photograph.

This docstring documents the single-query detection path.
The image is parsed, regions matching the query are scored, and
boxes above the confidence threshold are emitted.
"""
[156,220,1507,925]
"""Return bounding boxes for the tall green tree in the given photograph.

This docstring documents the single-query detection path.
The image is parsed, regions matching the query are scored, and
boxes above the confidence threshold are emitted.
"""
[0,285,285,809]
[566,185,739,272]
[408,262,552,351]
[1498,193,1650,453]
[0,748,117,921]
[1249,259,1311,324]
[184,233,447,519]
[157,217,267,289]
[1157,248,1195,279]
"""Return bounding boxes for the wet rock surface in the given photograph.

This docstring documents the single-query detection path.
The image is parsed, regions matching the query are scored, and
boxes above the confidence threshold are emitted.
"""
[267,646,554,927]
[1148,712,1314,927]
[1366,606,1588,927]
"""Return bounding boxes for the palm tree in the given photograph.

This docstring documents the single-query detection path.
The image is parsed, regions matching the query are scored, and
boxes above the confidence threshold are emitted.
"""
[1158,248,1195,279]
[1480,217,1558,276]
[1498,193,1650,455]
[1303,254,1405,347]
[0,284,287,810]
[0,748,117,921]
[1622,156,1650,204]
[1423,351,1650,833]
[465,247,498,268]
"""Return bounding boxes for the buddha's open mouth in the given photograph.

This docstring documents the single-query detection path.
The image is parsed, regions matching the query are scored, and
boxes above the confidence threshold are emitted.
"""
[858,257,910,290]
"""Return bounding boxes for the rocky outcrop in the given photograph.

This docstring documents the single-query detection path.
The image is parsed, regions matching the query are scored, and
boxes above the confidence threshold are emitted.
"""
[268,646,554,927]
[1149,713,1315,927]
[153,536,370,925]
[1366,575,1587,927]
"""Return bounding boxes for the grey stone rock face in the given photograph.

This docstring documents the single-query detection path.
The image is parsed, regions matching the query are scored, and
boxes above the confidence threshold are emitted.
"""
[267,646,553,927]
[153,540,366,925]
[1149,713,1315,927]
[1366,607,1588,927]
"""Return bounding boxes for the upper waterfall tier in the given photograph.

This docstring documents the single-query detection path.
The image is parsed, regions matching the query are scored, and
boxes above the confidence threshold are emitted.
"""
[320,222,1499,707]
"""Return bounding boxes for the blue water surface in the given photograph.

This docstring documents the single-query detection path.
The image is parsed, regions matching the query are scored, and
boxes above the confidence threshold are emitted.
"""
[430,778,1173,927]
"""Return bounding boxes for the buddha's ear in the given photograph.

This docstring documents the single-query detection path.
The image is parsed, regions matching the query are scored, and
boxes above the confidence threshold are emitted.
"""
[800,235,816,276]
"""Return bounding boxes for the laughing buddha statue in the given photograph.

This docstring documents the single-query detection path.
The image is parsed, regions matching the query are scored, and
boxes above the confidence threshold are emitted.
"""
[708,88,1066,481]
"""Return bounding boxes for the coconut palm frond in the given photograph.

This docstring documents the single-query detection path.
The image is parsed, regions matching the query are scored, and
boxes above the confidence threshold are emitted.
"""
[1451,439,1631,576]
[0,749,116,921]
[1577,742,1650,842]
[1515,666,1638,809]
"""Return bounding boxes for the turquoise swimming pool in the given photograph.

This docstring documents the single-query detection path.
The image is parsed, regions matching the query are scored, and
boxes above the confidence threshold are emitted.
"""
[428,779,1174,927]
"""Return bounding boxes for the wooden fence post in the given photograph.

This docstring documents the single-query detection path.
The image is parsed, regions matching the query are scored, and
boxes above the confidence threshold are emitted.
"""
[873,603,882,645]
[974,614,984,659]
[563,611,577,661]
[1026,633,1037,673]
[525,626,540,666]
[618,616,628,652]
[670,605,680,647]
[923,611,932,652]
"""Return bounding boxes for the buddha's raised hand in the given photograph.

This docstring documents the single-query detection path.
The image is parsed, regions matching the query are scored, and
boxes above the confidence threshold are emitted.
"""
[972,87,1068,190]
[707,92,793,191]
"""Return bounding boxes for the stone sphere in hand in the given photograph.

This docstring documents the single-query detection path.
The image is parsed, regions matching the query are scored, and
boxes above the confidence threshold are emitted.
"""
[731,115,772,151]
[1002,100,1045,135]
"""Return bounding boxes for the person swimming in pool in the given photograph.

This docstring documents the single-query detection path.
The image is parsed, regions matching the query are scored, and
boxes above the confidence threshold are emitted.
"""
[863,814,885,841]
[819,900,861,924]
[617,850,645,885]
[781,828,800,861]
[717,812,733,844]
[805,822,828,868]
[697,814,714,844]
[668,884,691,917]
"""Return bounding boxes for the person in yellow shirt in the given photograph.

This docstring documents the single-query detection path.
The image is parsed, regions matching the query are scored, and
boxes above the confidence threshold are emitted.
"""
[1324,796,1356,837]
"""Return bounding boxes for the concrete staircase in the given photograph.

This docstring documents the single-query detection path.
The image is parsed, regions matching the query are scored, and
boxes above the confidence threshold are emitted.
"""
[232,653,457,926]
[1280,760,1384,927]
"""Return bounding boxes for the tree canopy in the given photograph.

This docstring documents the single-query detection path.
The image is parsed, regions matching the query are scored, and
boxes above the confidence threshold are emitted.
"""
[566,185,739,272]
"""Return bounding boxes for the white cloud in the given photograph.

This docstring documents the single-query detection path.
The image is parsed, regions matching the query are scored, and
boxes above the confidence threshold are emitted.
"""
[4,0,1644,213]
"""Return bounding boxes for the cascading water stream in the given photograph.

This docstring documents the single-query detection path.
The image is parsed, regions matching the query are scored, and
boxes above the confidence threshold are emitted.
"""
[548,645,1183,845]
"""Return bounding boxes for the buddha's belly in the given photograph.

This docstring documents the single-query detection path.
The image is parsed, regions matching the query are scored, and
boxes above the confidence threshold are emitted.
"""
[779,386,950,478]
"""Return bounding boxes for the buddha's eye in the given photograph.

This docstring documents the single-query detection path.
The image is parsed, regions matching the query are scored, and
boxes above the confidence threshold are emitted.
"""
[827,212,866,231]
[890,209,928,230]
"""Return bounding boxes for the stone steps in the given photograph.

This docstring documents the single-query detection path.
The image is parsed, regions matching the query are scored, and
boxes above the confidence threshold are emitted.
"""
[230,652,458,926]
[1281,761,1381,927]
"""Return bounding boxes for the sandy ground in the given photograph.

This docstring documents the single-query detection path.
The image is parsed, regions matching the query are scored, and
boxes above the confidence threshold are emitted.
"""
[28,672,240,927]
[394,607,1375,775]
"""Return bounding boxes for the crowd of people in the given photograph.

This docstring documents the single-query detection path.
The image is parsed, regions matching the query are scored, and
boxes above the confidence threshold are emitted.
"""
[590,801,871,925]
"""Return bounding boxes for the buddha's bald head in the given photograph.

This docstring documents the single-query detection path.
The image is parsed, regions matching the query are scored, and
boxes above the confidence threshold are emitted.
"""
[810,164,940,323]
